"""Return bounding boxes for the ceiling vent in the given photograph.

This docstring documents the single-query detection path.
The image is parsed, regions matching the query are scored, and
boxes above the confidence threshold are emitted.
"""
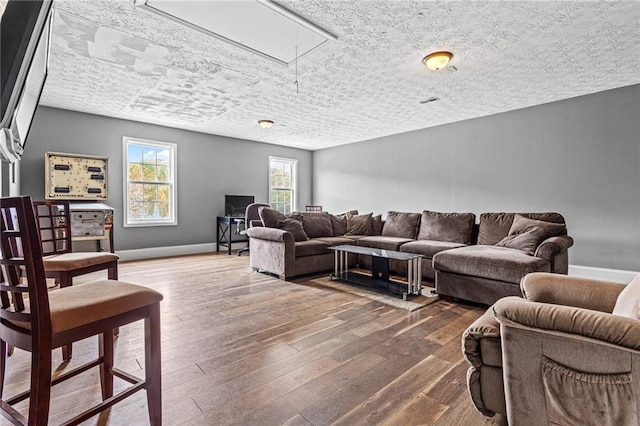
[420,97,440,104]
[134,0,337,66]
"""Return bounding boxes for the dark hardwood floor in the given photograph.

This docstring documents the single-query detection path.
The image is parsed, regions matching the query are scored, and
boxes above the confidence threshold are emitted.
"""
[1,252,502,425]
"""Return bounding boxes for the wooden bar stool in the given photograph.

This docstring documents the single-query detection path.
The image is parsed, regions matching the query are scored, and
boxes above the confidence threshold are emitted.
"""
[0,196,163,425]
[32,200,119,361]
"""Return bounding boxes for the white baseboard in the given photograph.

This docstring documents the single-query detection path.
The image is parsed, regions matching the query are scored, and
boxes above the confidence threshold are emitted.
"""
[568,265,638,284]
[116,243,217,261]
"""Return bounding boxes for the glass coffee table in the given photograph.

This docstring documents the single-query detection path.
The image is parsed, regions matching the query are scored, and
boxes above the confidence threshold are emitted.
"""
[328,244,423,300]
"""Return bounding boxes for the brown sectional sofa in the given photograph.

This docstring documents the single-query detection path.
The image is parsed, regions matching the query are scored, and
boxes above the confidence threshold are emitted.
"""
[246,209,574,305]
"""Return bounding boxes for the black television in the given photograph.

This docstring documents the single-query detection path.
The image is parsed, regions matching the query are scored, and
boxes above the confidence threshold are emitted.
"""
[225,195,255,217]
[0,0,53,163]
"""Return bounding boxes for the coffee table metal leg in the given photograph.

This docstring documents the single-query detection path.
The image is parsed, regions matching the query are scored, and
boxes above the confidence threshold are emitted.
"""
[416,257,422,294]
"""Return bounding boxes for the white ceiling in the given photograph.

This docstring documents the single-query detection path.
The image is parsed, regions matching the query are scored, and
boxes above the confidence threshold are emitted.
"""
[41,0,640,151]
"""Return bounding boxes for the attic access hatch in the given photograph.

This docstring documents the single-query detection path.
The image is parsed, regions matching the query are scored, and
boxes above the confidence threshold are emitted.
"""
[135,0,337,66]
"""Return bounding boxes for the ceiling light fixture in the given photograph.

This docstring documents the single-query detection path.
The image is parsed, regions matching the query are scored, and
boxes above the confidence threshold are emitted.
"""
[423,51,453,71]
[258,119,274,129]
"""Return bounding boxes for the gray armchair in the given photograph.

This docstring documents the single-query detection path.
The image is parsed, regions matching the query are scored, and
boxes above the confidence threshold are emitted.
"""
[463,272,640,425]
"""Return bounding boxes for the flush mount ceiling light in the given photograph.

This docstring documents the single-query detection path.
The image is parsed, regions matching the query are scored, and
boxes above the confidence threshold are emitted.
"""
[423,51,453,71]
[134,0,337,66]
[258,119,274,129]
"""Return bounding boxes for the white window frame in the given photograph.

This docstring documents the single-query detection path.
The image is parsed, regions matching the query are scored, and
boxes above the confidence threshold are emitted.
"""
[268,156,297,214]
[123,136,177,227]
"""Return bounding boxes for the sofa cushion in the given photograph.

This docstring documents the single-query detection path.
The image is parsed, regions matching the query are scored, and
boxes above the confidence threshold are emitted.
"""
[276,218,308,242]
[417,211,476,244]
[382,211,421,239]
[314,236,356,247]
[372,214,383,236]
[294,240,329,257]
[613,273,640,320]
[346,213,373,236]
[357,236,414,251]
[433,245,551,284]
[329,210,358,236]
[495,215,567,256]
[258,207,286,228]
[296,212,334,238]
[478,212,566,245]
[400,240,467,259]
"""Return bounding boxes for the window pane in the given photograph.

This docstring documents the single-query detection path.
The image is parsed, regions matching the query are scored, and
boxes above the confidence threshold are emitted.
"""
[158,202,169,218]
[143,202,156,218]
[157,185,169,201]
[142,147,157,164]
[130,183,143,201]
[128,145,143,163]
[156,165,169,182]
[143,184,158,202]
[130,201,143,219]
[129,163,142,181]
[157,149,170,165]
[142,164,156,182]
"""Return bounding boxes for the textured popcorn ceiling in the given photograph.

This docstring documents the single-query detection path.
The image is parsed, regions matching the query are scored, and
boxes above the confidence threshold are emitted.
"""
[41,1,640,150]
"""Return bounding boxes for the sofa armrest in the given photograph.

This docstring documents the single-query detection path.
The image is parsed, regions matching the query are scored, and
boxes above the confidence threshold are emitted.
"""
[463,309,501,368]
[494,296,640,351]
[521,272,625,312]
[534,235,573,261]
[462,308,505,417]
[246,226,294,244]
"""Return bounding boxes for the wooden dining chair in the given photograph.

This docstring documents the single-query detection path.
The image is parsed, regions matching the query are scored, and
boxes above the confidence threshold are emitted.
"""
[0,195,163,425]
[32,200,119,360]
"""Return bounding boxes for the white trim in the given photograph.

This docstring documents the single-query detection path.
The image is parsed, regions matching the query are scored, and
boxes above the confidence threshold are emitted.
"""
[568,265,638,284]
[123,136,177,227]
[116,243,216,261]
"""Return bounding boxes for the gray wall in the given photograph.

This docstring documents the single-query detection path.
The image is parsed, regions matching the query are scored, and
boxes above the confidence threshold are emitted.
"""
[314,85,640,271]
[22,107,313,251]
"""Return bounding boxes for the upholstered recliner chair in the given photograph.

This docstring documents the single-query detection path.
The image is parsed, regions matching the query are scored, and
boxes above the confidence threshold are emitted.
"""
[463,272,640,425]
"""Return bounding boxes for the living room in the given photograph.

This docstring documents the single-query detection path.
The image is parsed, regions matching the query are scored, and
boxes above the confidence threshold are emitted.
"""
[1,0,639,425]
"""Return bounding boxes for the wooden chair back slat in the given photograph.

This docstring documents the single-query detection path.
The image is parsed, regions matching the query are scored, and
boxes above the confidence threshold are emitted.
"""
[32,201,72,255]
[0,196,53,341]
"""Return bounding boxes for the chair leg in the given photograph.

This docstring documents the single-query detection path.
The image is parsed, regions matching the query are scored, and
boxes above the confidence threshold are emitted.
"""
[0,340,6,398]
[99,330,114,400]
[28,344,53,423]
[145,304,162,426]
[108,262,118,280]
[59,272,74,361]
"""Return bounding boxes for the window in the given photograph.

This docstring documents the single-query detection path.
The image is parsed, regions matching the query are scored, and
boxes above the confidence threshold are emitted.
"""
[123,137,177,227]
[269,156,297,214]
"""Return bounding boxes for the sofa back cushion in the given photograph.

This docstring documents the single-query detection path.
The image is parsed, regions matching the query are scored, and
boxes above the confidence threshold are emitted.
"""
[258,207,286,228]
[372,214,383,236]
[289,212,333,238]
[613,273,640,320]
[417,211,476,244]
[382,211,421,239]
[495,214,567,256]
[346,212,374,236]
[478,212,566,245]
[329,210,358,236]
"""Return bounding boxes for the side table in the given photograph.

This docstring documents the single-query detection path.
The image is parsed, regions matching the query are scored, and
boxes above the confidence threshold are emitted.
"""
[216,216,248,255]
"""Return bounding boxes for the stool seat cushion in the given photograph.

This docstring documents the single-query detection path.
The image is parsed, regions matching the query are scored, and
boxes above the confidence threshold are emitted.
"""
[15,281,163,333]
[43,252,119,271]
